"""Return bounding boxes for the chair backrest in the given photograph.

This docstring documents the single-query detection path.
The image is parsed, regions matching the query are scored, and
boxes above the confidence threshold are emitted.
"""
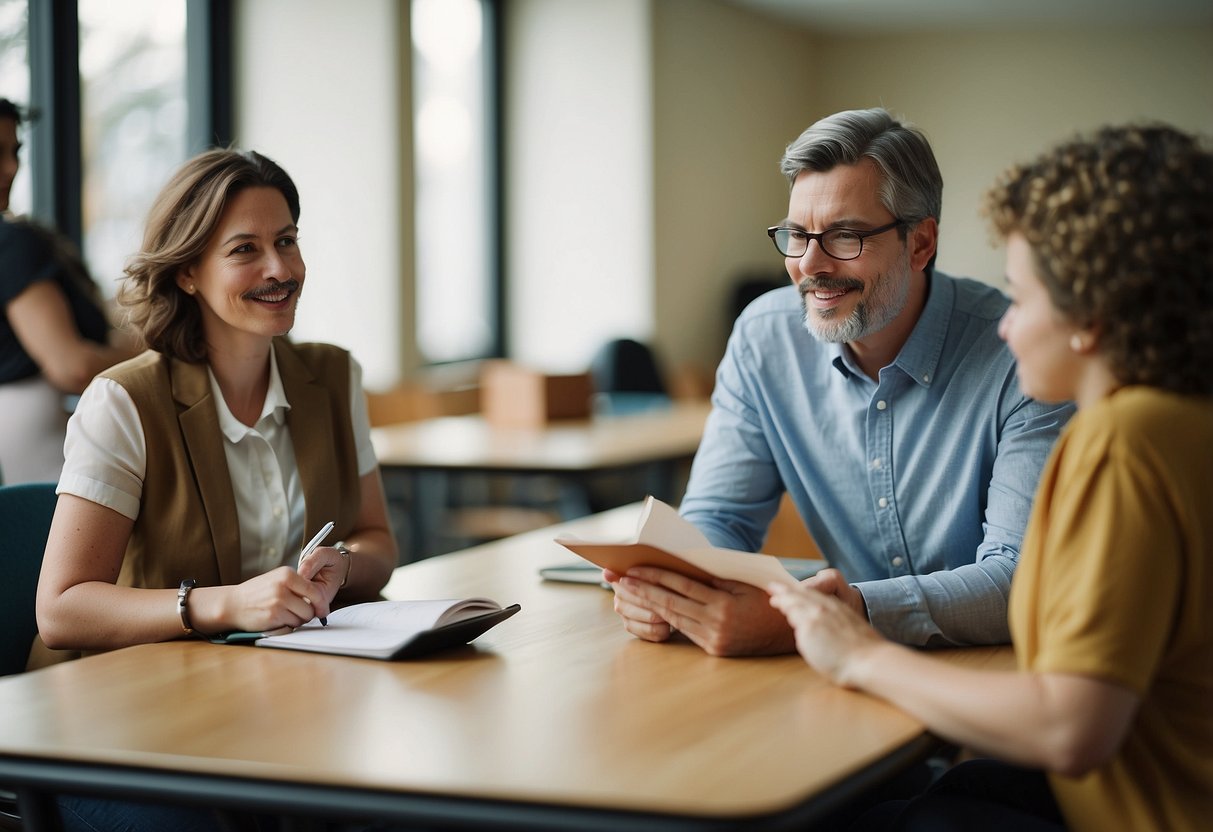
[589,338,667,395]
[0,483,57,676]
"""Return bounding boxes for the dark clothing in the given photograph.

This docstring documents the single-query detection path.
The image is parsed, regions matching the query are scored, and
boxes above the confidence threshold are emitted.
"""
[0,216,108,383]
[852,759,1066,831]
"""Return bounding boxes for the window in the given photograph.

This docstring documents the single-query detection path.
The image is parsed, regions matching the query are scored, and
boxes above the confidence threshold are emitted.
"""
[411,0,501,364]
[4,0,227,290]
[78,0,188,294]
[0,0,31,213]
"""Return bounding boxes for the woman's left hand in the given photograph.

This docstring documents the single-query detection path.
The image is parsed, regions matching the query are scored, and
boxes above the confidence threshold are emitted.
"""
[767,581,886,687]
[298,545,348,603]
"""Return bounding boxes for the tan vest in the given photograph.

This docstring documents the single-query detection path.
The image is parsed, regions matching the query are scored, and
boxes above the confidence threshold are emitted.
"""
[102,337,362,589]
[28,338,362,669]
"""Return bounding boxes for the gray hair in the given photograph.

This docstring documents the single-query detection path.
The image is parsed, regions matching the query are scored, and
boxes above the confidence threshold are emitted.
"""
[780,108,943,227]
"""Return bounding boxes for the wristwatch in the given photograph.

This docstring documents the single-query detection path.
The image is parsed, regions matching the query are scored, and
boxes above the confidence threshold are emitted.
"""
[177,578,198,635]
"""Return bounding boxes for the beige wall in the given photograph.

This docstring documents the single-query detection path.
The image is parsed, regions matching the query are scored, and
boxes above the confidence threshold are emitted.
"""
[647,19,1213,379]
[813,25,1213,289]
[651,0,819,373]
[234,2,1213,388]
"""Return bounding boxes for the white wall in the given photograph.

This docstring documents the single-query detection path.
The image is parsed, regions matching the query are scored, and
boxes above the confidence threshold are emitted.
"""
[234,0,404,389]
[503,0,653,373]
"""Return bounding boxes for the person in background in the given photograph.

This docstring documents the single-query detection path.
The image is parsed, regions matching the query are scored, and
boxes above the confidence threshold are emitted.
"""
[0,97,140,483]
[771,123,1213,831]
[35,148,400,831]
[608,108,1072,655]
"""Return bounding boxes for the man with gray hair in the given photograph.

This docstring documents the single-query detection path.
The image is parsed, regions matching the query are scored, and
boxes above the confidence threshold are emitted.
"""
[606,108,1072,656]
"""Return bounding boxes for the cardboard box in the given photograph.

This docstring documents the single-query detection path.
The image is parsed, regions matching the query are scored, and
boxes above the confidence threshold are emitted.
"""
[481,361,593,428]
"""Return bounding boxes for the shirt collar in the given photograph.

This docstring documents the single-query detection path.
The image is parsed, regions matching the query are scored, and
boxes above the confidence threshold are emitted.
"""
[208,342,292,443]
[829,271,952,388]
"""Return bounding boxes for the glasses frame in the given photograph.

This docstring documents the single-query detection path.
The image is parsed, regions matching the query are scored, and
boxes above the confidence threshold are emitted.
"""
[766,219,905,261]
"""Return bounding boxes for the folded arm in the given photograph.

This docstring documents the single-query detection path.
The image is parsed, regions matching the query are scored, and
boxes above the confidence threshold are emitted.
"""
[8,280,137,393]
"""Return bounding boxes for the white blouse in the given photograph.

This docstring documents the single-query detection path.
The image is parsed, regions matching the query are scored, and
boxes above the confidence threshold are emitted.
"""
[58,345,378,580]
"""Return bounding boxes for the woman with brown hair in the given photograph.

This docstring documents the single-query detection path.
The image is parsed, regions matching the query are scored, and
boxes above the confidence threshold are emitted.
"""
[36,146,401,831]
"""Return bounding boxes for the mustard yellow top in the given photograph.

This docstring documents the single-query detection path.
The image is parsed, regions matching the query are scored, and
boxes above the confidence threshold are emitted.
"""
[1009,386,1213,832]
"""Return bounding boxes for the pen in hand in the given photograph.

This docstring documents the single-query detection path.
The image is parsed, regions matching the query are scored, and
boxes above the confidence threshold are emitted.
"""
[299,520,335,625]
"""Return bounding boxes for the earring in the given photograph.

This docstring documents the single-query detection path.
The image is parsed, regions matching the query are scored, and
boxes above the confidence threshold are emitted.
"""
[186,284,196,295]
[1070,333,1086,353]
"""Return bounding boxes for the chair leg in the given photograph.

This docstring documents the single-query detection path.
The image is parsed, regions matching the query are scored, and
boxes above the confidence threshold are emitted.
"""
[15,785,62,831]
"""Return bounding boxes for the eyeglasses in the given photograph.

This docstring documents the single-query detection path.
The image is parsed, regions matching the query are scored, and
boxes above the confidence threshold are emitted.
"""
[766,220,905,260]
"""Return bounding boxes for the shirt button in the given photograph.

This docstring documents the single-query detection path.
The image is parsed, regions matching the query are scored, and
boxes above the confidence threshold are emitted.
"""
[922,373,930,383]
[273,505,283,518]
[878,497,889,508]
[892,556,904,567]
[871,458,882,469]
[876,400,888,411]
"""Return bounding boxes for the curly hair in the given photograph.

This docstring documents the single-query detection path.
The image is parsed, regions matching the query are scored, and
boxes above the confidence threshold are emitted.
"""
[118,148,300,362]
[985,124,1213,397]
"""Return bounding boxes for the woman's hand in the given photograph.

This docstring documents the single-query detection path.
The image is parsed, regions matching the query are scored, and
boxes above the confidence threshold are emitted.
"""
[201,566,333,634]
[767,581,886,687]
[298,545,349,602]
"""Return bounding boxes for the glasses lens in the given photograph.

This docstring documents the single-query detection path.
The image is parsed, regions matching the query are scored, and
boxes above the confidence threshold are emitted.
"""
[822,230,862,260]
[774,228,806,257]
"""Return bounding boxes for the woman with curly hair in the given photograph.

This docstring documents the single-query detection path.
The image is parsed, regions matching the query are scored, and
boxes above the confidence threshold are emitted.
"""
[769,123,1213,831]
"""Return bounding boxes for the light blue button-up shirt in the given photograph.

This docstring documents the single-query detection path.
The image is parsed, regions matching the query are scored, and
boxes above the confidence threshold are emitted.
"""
[681,272,1073,647]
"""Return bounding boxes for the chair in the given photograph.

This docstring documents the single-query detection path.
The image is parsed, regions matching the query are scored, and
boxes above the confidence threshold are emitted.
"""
[0,482,57,677]
[589,338,667,396]
[762,493,822,560]
[0,482,57,830]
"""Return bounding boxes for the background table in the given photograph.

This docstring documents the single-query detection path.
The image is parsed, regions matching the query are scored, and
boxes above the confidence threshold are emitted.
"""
[371,400,711,559]
[0,504,1013,831]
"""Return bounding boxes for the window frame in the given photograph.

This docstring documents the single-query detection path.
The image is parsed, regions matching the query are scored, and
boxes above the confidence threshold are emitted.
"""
[24,0,232,251]
[411,0,505,366]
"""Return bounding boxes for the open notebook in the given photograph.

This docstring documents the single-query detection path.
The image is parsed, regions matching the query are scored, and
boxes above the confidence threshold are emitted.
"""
[216,598,521,659]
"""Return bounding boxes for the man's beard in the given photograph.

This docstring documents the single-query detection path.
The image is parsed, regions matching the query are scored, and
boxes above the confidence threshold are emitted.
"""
[799,252,911,343]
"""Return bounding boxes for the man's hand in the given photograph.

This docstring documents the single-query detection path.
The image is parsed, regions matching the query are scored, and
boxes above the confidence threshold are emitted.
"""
[604,566,795,656]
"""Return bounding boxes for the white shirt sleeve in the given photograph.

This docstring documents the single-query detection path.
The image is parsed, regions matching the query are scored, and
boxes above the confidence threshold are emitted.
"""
[58,377,147,521]
[348,354,378,476]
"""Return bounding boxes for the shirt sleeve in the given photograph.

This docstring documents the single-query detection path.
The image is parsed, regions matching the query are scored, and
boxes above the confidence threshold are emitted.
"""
[57,377,147,520]
[857,390,1073,647]
[679,331,784,551]
[0,222,59,304]
[348,355,378,476]
[1028,433,1180,694]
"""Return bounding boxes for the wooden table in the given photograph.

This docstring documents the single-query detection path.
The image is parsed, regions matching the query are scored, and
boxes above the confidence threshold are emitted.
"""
[371,399,712,559]
[0,505,1013,831]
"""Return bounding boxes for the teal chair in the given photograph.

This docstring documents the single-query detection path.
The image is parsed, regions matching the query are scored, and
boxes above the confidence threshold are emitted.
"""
[0,482,58,677]
[0,482,57,830]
